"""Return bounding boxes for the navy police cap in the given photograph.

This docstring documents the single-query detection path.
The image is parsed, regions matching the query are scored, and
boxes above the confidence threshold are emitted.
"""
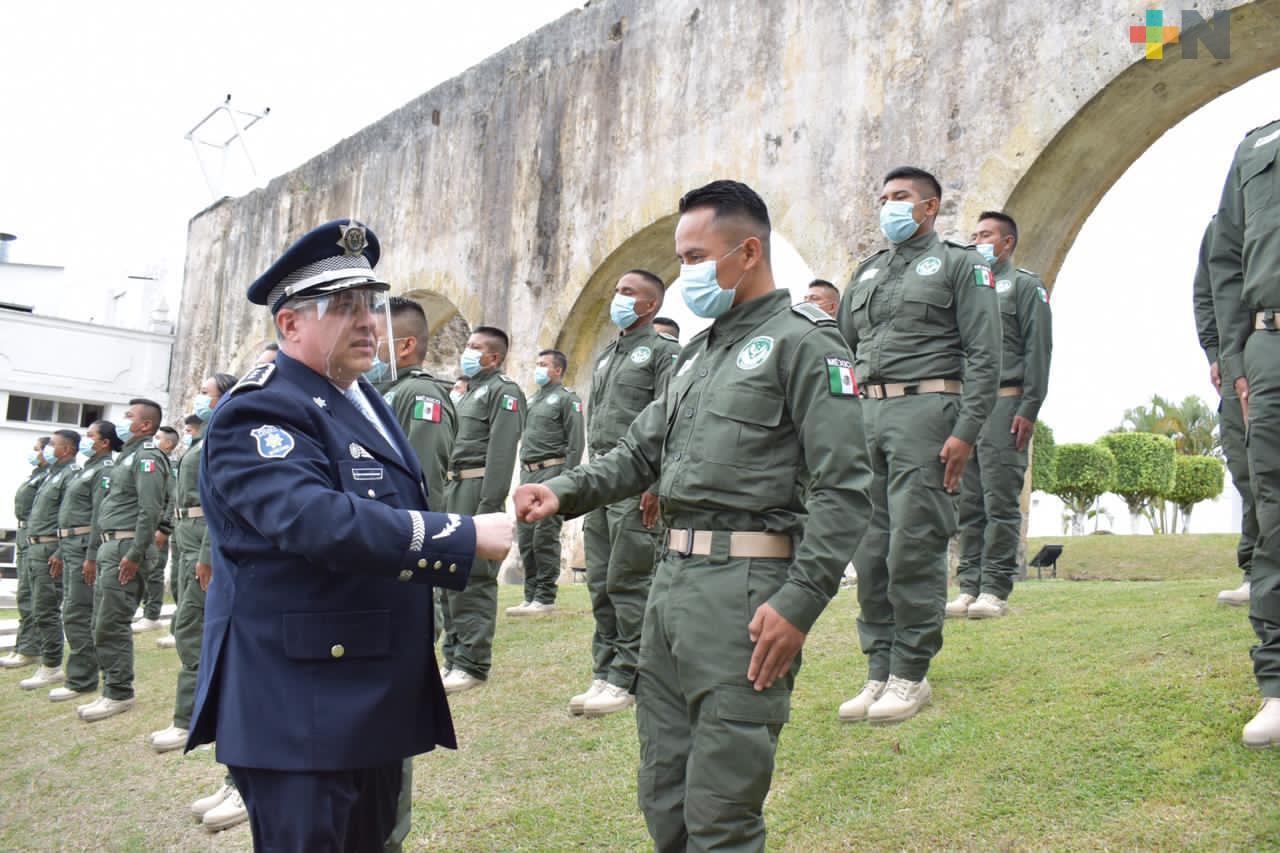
[248,219,389,313]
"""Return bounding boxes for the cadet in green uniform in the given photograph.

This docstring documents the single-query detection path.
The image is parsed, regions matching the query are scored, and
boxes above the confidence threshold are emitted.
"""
[18,430,80,690]
[572,269,680,718]
[135,426,181,634]
[158,414,209,651]
[836,166,1000,725]
[1193,217,1257,607]
[949,211,1052,619]
[1,438,50,670]
[150,374,236,753]
[517,181,871,850]
[509,349,584,616]
[440,326,525,694]
[1210,116,1280,748]
[78,399,170,722]
[46,421,118,701]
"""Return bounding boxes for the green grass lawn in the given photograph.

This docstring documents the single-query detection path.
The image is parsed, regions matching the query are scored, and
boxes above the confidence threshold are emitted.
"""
[0,534,1275,849]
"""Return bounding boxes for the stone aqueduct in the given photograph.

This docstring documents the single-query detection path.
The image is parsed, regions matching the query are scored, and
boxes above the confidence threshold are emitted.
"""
[173,0,1280,404]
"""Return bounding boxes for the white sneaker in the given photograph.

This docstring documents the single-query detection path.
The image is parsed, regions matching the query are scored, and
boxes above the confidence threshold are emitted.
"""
[1218,581,1251,607]
[19,666,64,690]
[967,593,1008,620]
[150,724,189,753]
[202,789,248,832]
[945,593,976,618]
[190,783,233,818]
[80,696,135,722]
[156,634,177,649]
[0,652,37,669]
[569,679,608,716]
[505,601,533,616]
[837,679,887,723]
[439,665,452,680]
[442,669,484,695]
[583,682,635,717]
[49,686,92,703]
[867,676,932,725]
[77,696,108,717]
[131,618,163,634]
[1243,698,1280,749]
[525,601,557,616]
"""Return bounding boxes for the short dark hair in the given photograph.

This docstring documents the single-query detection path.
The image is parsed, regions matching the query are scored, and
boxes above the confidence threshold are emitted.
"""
[53,428,80,449]
[653,316,680,336]
[808,279,838,296]
[538,349,568,374]
[184,414,204,428]
[977,210,1019,247]
[678,180,772,248]
[454,375,469,385]
[390,296,430,360]
[883,166,942,202]
[263,342,279,353]
[622,269,665,300]
[213,372,237,396]
[91,420,124,452]
[157,426,180,446]
[473,326,509,360]
[129,398,163,429]
[36,435,51,450]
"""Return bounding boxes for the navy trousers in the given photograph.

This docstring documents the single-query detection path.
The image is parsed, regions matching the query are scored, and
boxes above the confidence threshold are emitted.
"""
[228,762,402,852]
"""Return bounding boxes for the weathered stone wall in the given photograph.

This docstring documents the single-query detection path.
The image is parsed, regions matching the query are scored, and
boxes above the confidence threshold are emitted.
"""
[173,0,1280,410]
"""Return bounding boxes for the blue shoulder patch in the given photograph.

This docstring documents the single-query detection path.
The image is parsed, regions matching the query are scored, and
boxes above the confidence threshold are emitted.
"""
[251,424,295,459]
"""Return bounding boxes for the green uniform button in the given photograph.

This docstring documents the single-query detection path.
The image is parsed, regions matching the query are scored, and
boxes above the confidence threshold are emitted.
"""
[330,644,345,659]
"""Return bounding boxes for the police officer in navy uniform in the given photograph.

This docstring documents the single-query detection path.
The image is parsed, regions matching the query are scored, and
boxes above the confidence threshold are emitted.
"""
[186,219,514,851]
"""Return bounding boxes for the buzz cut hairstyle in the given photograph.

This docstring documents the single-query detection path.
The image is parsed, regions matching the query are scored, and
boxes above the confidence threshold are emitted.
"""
[622,269,666,299]
[678,180,772,254]
[157,426,180,442]
[654,316,680,335]
[978,210,1019,247]
[263,342,280,352]
[473,326,509,358]
[808,279,838,295]
[390,296,430,359]
[36,435,51,449]
[184,414,204,427]
[129,398,163,426]
[883,166,943,202]
[538,349,568,374]
[53,428,80,448]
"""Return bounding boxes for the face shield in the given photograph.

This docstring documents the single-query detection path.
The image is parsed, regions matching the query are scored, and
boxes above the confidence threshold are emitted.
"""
[283,286,397,386]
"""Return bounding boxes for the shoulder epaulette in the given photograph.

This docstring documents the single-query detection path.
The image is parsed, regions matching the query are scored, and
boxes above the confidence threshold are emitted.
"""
[142,439,156,450]
[102,458,114,467]
[791,303,837,326]
[230,363,276,395]
[1245,118,1280,137]
[1016,267,1042,280]
[657,331,678,343]
[499,374,517,385]
[943,239,973,250]
[857,248,888,266]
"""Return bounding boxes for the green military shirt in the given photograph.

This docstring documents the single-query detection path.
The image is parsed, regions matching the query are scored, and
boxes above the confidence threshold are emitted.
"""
[450,368,526,511]
[158,453,178,537]
[174,425,216,564]
[15,467,47,526]
[586,324,680,457]
[1192,218,1219,366]
[378,369,456,512]
[1211,117,1280,387]
[87,436,171,564]
[520,382,585,467]
[56,453,113,561]
[838,229,1002,444]
[26,457,76,537]
[990,258,1053,422]
[547,290,873,633]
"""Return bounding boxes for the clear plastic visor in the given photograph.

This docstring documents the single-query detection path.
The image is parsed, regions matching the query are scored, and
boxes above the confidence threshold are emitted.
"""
[284,287,397,386]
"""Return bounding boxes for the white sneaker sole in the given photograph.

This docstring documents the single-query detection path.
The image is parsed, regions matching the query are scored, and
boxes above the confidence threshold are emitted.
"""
[967,609,1007,620]
[204,809,249,832]
[1219,598,1249,607]
[869,695,931,726]
[583,701,634,718]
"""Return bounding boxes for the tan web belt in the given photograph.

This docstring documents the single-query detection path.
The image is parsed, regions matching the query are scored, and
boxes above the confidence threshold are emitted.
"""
[16,521,26,529]
[446,467,485,481]
[1255,310,1280,330]
[861,379,963,400]
[998,386,1023,398]
[175,506,205,520]
[28,534,59,545]
[99,530,136,544]
[58,526,92,538]
[666,529,793,559]
[522,457,566,472]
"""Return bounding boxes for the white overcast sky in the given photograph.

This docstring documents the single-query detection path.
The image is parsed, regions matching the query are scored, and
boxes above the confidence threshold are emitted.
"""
[2,1,1277,534]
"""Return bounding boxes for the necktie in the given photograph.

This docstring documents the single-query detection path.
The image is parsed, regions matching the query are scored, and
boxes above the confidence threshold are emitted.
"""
[343,385,403,463]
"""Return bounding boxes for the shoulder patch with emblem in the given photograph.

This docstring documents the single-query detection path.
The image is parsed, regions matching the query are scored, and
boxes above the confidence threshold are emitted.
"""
[629,346,652,365]
[139,458,159,474]
[251,425,295,459]
[1036,285,1050,304]
[500,394,519,413]
[825,356,859,396]
[916,257,942,276]
[736,336,775,370]
[791,302,836,325]
[973,265,995,288]
[412,396,443,423]
[571,400,583,414]
[996,279,1013,294]
[231,363,276,396]
[545,393,560,406]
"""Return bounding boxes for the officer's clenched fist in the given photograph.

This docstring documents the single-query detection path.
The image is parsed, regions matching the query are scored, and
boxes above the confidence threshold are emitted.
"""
[473,513,516,560]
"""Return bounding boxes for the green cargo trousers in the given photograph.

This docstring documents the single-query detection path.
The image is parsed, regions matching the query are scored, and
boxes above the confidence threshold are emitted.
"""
[24,540,64,667]
[92,538,145,701]
[516,464,565,605]
[1220,385,1256,581]
[171,517,207,728]
[441,477,500,681]
[956,394,1028,601]
[58,534,99,693]
[169,536,186,609]
[854,394,960,682]
[140,540,166,621]
[1245,329,1280,698]
[636,549,794,852]
[13,532,39,657]
[584,493,658,689]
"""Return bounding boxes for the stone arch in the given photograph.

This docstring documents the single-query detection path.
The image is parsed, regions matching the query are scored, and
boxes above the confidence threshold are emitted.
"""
[399,288,471,379]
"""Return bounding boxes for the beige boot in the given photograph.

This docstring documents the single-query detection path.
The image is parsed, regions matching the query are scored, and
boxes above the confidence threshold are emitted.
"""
[80,696,135,722]
[190,783,234,818]
[442,669,484,695]
[569,679,607,716]
[967,593,1008,620]
[202,789,248,832]
[1217,581,1250,607]
[837,680,887,723]
[150,725,190,753]
[1242,698,1280,749]
[505,601,533,616]
[867,676,932,725]
[583,683,635,717]
[19,665,64,690]
[945,593,976,618]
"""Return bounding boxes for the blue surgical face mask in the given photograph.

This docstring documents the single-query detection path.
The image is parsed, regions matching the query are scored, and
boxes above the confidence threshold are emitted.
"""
[460,348,484,378]
[610,294,640,330]
[113,418,133,444]
[449,390,463,405]
[534,366,551,386]
[192,393,214,421]
[183,433,194,448]
[79,436,96,456]
[976,243,996,264]
[26,450,41,467]
[42,445,57,464]
[677,243,746,319]
[879,198,933,244]
[362,357,389,384]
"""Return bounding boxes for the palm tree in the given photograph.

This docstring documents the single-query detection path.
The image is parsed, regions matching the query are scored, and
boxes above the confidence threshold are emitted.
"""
[1117,395,1220,458]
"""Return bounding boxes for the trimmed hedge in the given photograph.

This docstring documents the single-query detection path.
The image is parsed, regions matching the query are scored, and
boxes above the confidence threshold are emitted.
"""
[1050,443,1116,508]
[1167,454,1225,509]
[1031,420,1056,493]
[1098,432,1176,511]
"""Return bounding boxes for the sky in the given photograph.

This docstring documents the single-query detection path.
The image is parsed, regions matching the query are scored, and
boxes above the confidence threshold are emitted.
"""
[2,1,1277,535]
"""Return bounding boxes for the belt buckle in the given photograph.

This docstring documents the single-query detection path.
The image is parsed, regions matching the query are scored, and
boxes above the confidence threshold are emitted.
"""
[675,528,695,558]
[1266,309,1277,331]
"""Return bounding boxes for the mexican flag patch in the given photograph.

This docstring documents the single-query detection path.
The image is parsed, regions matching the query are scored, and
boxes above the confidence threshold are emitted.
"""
[139,459,157,473]
[413,396,443,423]
[571,400,582,414]
[973,265,995,288]
[501,394,519,413]
[1036,284,1050,303]
[825,356,859,396]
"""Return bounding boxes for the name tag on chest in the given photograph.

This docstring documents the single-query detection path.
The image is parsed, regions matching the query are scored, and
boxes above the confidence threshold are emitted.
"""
[351,467,384,481]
